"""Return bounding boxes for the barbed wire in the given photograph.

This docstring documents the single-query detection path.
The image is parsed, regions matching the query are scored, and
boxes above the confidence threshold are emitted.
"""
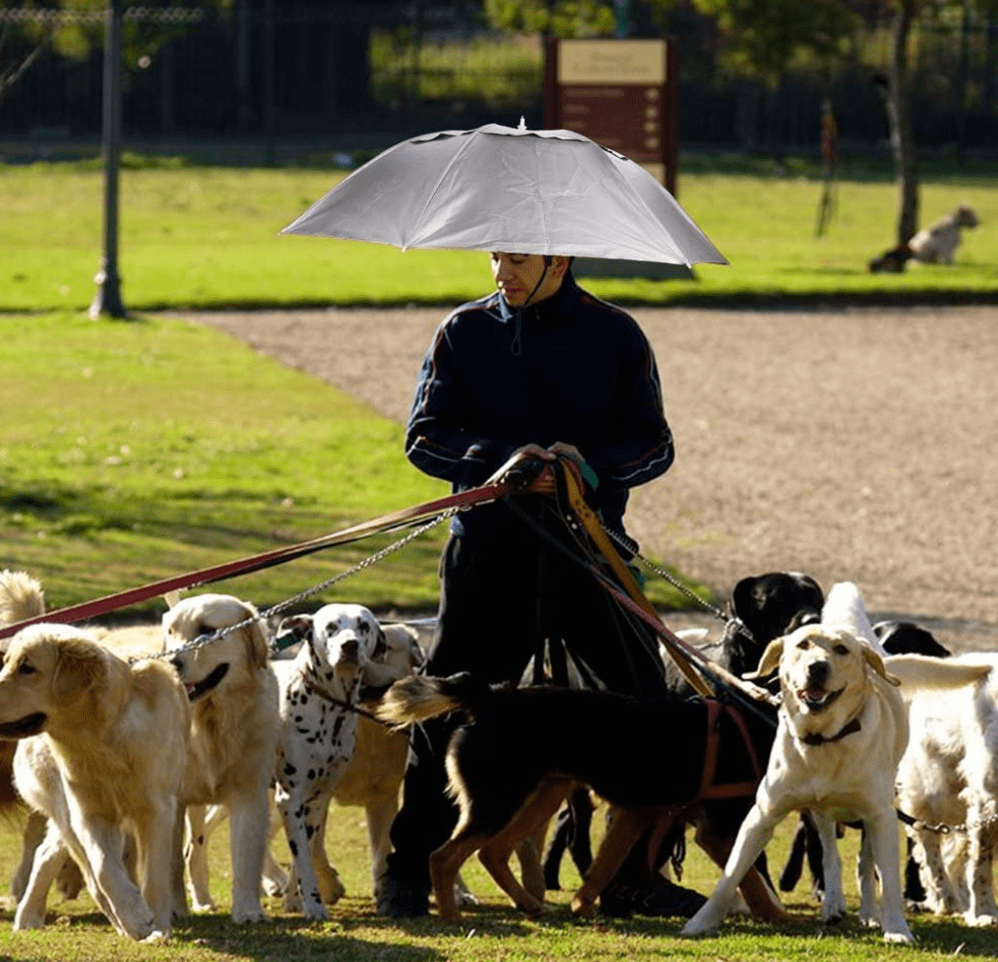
[0,7,205,25]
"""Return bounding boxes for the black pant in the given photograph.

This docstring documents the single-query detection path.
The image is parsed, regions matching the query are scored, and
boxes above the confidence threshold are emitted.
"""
[383,498,667,890]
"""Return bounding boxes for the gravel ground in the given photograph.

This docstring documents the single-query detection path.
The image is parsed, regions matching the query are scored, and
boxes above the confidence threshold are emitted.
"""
[170,303,998,654]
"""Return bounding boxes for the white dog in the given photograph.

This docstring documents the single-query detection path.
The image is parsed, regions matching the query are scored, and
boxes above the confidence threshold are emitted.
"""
[272,602,386,919]
[889,652,998,925]
[683,582,914,943]
[0,623,190,941]
[909,204,979,264]
[163,593,279,923]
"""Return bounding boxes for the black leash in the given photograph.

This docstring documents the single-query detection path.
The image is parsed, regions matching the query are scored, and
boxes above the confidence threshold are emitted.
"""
[500,488,778,729]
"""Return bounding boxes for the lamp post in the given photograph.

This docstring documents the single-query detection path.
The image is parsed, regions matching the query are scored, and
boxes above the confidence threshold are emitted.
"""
[89,0,126,319]
[613,0,630,38]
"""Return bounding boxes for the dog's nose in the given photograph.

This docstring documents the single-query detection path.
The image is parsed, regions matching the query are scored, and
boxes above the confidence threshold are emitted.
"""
[339,638,360,663]
[806,661,829,686]
[170,655,184,673]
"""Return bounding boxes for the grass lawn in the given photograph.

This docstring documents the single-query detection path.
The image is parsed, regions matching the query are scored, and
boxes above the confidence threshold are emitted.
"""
[0,795,991,962]
[1,153,996,313]
[0,309,705,619]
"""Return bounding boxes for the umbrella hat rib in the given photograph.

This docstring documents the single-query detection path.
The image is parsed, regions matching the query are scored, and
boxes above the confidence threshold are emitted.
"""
[404,130,481,252]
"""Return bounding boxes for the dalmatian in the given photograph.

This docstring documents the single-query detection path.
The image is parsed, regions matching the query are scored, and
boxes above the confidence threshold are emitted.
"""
[272,602,387,920]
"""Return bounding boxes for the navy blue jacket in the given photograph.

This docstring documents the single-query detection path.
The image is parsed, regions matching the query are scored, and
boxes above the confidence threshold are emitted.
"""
[405,272,674,541]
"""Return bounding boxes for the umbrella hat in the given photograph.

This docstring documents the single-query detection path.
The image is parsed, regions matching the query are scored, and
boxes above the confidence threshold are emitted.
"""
[282,122,727,267]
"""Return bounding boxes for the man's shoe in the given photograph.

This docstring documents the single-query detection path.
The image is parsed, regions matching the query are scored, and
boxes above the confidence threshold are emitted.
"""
[599,878,707,919]
[375,872,430,918]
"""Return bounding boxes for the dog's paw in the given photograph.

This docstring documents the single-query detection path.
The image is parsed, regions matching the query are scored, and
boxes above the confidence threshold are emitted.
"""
[963,911,998,927]
[12,912,46,931]
[301,899,330,923]
[232,902,269,924]
[141,929,170,945]
[679,917,717,937]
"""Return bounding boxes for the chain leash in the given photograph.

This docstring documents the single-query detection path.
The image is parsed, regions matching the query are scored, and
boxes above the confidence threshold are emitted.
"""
[601,526,731,624]
[133,512,452,663]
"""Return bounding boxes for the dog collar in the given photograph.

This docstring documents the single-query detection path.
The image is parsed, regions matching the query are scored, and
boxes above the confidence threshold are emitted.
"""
[800,715,862,746]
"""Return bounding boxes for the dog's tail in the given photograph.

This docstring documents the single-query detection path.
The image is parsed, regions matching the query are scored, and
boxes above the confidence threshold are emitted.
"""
[886,653,994,696]
[0,568,46,629]
[376,671,491,728]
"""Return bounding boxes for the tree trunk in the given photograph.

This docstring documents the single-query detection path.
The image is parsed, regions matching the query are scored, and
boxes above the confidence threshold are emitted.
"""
[884,0,919,244]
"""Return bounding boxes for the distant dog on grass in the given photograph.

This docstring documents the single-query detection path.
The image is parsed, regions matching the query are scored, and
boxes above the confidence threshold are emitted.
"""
[909,204,980,264]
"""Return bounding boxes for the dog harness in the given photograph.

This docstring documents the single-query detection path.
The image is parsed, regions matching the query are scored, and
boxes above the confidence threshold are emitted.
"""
[698,699,765,800]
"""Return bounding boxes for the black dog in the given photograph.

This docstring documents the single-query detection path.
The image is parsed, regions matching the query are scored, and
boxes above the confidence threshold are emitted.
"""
[543,571,825,898]
[868,243,913,273]
[378,673,785,922]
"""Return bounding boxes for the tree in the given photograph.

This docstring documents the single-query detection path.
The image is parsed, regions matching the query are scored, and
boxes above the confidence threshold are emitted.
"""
[653,0,993,246]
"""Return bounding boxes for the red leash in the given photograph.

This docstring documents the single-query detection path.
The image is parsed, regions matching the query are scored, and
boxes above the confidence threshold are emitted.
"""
[0,480,510,640]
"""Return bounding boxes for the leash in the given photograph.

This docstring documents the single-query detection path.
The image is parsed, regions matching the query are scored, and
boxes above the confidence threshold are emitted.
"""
[506,460,779,712]
[0,479,512,641]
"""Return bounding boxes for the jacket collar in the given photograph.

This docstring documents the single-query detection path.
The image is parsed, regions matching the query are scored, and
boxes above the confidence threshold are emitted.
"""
[497,270,579,325]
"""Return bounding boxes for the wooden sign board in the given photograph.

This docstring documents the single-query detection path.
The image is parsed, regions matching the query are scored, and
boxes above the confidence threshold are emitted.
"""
[544,37,688,278]
[544,38,677,195]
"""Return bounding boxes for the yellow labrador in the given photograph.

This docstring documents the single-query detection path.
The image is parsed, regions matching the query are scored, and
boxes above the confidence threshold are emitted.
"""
[0,623,190,941]
[163,593,280,923]
[683,603,914,943]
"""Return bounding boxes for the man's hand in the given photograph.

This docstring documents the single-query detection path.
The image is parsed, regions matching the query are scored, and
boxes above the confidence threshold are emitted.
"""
[486,442,590,494]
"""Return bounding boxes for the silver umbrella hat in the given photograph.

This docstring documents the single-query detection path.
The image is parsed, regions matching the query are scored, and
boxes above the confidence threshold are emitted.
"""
[282,122,727,267]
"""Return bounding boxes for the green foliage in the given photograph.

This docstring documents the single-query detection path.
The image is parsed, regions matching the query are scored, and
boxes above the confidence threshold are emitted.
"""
[691,0,860,83]
[484,0,616,37]
[370,30,543,106]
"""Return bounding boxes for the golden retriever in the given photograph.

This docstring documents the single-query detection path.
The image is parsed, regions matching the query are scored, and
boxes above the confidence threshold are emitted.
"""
[683,582,914,943]
[163,593,279,923]
[0,569,48,886]
[0,623,190,941]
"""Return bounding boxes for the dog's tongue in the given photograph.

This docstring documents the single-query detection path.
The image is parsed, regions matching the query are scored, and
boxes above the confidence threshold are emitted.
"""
[802,685,828,705]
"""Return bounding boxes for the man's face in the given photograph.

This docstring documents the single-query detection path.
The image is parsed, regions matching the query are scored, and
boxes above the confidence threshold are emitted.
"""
[490,252,567,308]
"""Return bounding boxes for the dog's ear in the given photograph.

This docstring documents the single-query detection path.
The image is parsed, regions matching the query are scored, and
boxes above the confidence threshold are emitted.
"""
[52,640,106,706]
[730,575,760,621]
[277,614,313,639]
[745,638,784,679]
[862,644,901,686]
[371,627,388,662]
[245,620,271,671]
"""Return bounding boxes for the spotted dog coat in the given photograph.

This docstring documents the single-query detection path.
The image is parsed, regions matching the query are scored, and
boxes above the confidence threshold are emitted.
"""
[273,603,385,920]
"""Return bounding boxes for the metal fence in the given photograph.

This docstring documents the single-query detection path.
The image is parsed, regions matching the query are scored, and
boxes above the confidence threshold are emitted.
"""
[1,4,996,160]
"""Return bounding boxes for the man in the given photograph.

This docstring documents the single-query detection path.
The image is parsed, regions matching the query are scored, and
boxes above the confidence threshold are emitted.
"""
[377,251,700,918]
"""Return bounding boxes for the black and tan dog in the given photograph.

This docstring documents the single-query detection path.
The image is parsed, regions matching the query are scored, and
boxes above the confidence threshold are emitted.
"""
[377,672,786,922]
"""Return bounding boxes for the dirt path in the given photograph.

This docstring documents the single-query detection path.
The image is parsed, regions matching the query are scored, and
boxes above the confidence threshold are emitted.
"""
[171,303,998,654]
